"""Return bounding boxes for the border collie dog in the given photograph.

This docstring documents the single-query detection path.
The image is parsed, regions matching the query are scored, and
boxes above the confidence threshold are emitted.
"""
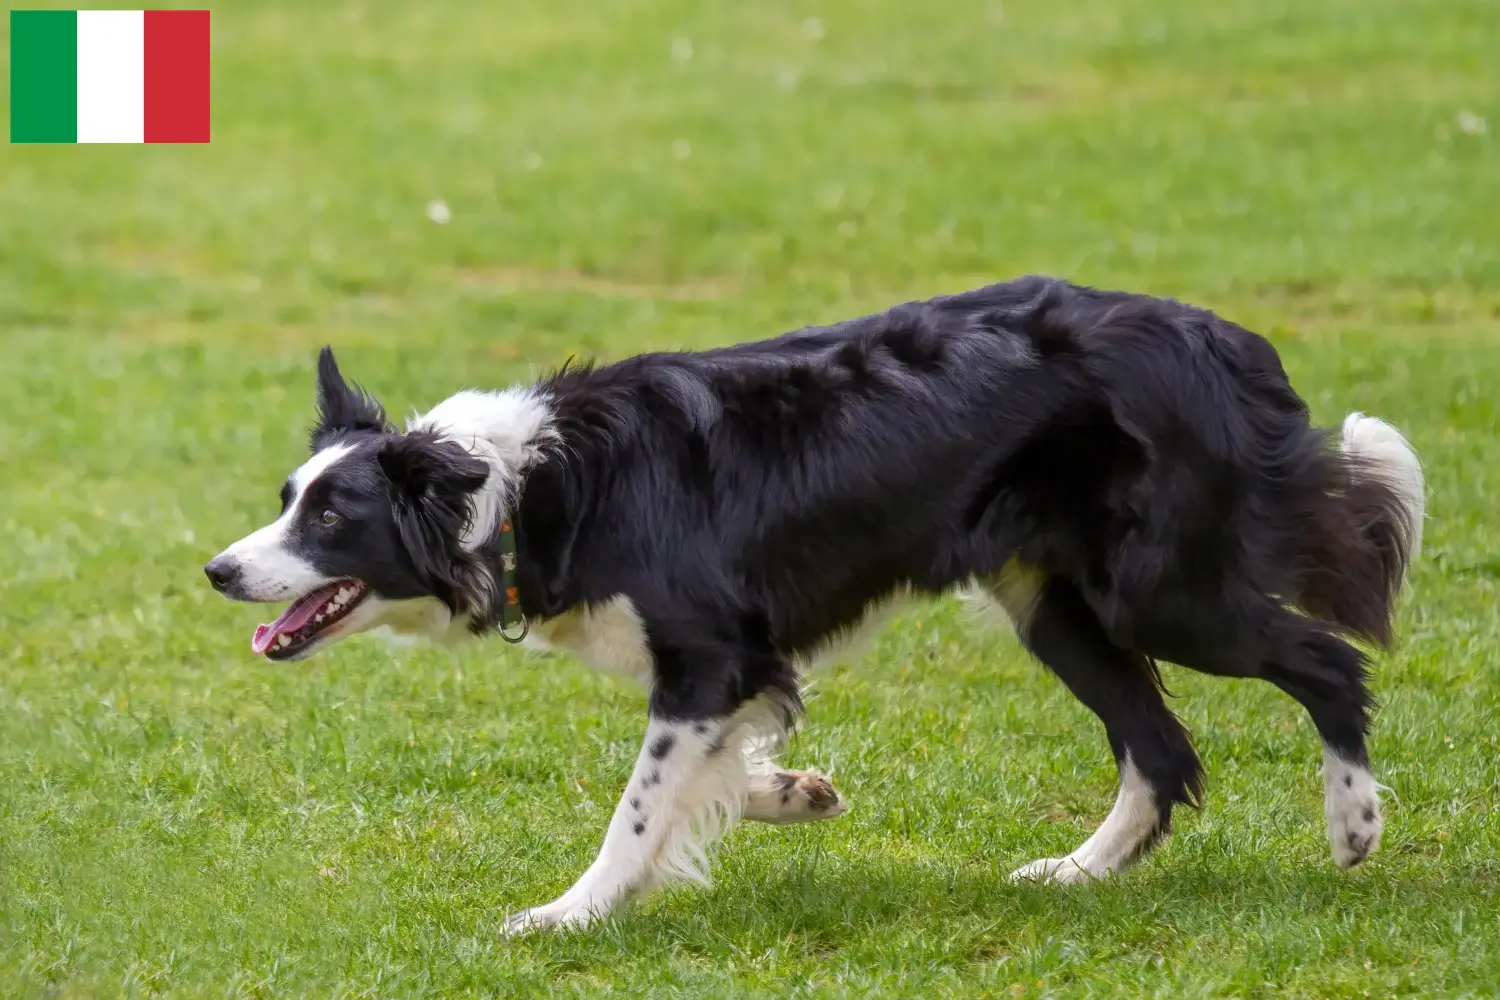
[206,276,1423,931]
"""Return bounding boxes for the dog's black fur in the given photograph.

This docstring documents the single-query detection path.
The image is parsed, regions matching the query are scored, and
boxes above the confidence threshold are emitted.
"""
[245,275,1421,875]
[505,277,1411,824]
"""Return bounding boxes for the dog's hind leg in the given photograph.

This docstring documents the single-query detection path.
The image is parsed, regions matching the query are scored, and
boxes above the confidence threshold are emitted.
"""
[1169,604,1384,868]
[1266,617,1384,867]
[986,565,1203,883]
[736,718,847,824]
[743,760,847,824]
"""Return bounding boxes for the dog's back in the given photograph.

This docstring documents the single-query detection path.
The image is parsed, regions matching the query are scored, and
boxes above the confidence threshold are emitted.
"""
[542,276,1418,662]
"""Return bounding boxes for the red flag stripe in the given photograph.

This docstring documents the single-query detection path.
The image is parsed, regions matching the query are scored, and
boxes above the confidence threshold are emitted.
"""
[143,10,210,143]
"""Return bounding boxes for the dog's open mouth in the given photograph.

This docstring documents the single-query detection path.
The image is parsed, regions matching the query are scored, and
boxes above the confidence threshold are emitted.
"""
[251,580,368,660]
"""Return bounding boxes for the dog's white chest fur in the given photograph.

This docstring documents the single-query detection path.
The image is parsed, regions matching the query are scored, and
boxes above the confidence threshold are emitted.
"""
[525,596,654,684]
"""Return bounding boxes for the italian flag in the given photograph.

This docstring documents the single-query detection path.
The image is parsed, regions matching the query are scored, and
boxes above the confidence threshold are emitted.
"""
[10,9,210,143]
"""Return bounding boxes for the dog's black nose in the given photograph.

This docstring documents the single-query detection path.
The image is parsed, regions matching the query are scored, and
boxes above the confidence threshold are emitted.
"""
[204,556,239,593]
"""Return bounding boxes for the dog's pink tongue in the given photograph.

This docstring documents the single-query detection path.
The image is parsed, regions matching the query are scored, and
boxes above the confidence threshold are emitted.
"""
[251,583,339,654]
[251,624,278,655]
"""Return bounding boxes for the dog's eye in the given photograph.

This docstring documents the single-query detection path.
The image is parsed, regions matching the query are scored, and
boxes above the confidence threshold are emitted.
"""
[318,509,342,527]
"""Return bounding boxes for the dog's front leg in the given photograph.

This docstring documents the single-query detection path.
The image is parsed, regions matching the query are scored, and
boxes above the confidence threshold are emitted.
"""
[503,716,740,933]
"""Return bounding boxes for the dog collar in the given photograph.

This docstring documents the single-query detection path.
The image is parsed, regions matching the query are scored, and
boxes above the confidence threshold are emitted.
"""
[497,519,529,643]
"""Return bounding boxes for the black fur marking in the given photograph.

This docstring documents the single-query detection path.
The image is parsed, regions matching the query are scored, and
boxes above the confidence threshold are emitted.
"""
[629,797,641,811]
[648,733,676,760]
[644,770,660,788]
[378,432,492,615]
[1345,775,1353,788]
[632,821,646,835]
[1363,808,1376,823]
[693,723,709,735]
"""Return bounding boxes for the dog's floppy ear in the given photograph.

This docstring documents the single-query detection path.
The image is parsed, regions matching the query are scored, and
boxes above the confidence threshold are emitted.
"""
[312,346,391,451]
[378,432,492,611]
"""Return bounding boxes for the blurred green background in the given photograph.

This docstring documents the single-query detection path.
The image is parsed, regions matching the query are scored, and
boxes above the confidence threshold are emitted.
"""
[2,1,1497,996]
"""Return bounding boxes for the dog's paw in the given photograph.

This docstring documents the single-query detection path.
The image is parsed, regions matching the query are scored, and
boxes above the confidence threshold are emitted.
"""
[1324,757,1383,868]
[1009,857,1097,885]
[501,899,601,935]
[1327,789,1383,868]
[744,769,849,825]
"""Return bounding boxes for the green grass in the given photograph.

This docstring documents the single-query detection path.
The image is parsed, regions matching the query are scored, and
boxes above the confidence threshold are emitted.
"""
[2,0,1498,995]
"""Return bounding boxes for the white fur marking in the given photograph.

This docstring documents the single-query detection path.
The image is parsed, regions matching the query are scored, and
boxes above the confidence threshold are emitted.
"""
[1011,755,1159,884]
[526,596,653,684]
[406,387,559,548]
[1341,412,1425,561]
[1322,746,1383,867]
[289,442,357,494]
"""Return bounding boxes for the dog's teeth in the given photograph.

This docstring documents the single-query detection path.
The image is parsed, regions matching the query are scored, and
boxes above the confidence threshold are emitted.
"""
[315,614,325,622]
[276,634,291,649]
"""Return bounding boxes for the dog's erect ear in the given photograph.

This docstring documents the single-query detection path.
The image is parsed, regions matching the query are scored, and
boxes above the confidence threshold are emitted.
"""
[378,433,492,611]
[312,346,391,451]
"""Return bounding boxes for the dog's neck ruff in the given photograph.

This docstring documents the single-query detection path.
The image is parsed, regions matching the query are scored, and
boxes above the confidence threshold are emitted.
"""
[406,385,559,547]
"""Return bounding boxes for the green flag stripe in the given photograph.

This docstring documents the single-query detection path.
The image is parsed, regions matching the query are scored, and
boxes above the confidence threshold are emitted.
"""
[11,10,79,143]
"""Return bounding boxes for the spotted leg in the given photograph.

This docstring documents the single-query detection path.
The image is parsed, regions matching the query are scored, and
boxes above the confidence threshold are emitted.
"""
[503,716,742,933]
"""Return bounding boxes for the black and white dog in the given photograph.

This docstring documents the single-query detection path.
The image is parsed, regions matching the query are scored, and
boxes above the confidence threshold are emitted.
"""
[205,276,1423,931]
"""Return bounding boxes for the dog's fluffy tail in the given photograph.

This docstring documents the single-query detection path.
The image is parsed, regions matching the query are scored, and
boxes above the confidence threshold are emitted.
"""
[1342,413,1425,563]
[1299,413,1424,647]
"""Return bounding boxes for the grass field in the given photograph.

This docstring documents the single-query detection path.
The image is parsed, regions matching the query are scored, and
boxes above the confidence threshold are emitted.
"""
[2,0,1498,995]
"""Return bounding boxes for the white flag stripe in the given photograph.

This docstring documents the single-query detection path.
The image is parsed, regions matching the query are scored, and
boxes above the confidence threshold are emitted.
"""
[76,10,146,144]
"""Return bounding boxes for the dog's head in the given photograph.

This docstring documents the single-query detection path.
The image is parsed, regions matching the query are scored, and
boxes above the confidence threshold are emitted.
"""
[204,348,501,660]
